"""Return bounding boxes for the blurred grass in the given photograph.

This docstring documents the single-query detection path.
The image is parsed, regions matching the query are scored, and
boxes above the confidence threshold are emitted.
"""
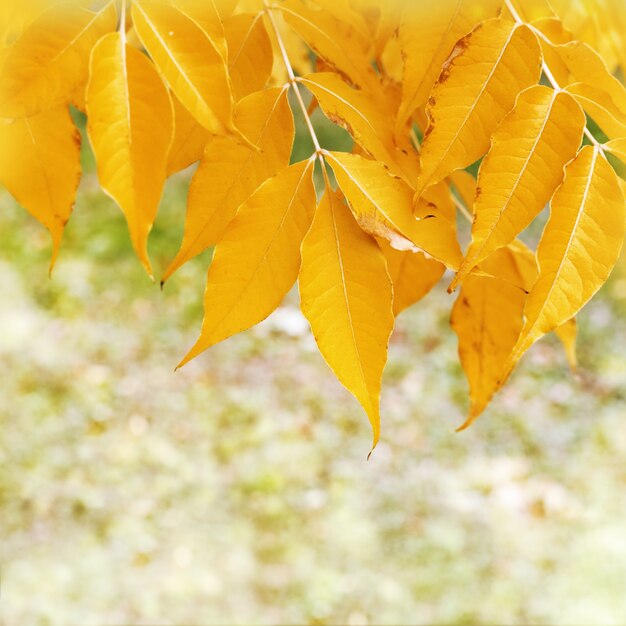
[1,112,626,625]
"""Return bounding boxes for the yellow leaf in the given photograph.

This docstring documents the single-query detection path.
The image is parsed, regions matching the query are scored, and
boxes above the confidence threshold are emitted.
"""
[325,151,462,269]
[86,31,173,277]
[541,36,626,112]
[396,0,500,137]
[172,0,227,59]
[554,317,578,370]
[300,190,394,447]
[132,0,238,138]
[604,137,626,163]
[178,159,316,366]
[504,146,626,377]
[449,170,476,213]
[214,0,239,19]
[300,71,419,185]
[0,105,81,271]
[415,19,542,196]
[278,0,377,89]
[224,13,272,100]
[166,91,212,176]
[451,247,528,429]
[162,87,293,283]
[506,0,555,22]
[451,85,585,290]
[565,82,626,140]
[421,181,456,223]
[378,239,445,315]
[0,1,116,117]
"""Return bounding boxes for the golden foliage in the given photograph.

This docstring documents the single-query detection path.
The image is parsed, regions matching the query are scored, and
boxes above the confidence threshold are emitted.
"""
[1,0,626,447]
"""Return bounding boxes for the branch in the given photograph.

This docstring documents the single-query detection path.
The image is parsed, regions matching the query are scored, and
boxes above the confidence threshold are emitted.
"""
[263,3,323,157]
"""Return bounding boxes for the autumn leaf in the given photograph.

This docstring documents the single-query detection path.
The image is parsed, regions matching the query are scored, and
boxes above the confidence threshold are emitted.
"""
[86,31,173,277]
[166,91,212,176]
[325,151,462,269]
[300,189,394,448]
[415,18,542,196]
[0,105,81,270]
[503,146,626,379]
[396,0,500,138]
[555,317,578,370]
[0,1,116,117]
[451,246,528,430]
[378,239,445,315]
[173,0,227,59]
[132,0,240,139]
[300,72,419,185]
[178,159,316,367]
[224,12,272,99]
[278,0,377,89]
[450,85,585,290]
[162,86,294,283]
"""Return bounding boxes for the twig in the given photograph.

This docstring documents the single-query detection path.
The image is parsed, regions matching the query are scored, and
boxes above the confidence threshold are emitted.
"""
[263,2,323,158]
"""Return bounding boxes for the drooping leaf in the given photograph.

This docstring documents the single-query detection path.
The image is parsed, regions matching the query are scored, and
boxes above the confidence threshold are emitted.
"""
[378,238,445,315]
[178,159,316,366]
[0,105,81,270]
[173,0,227,59]
[325,151,462,268]
[396,0,500,138]
[163,86,294,283]
[0,1,116,117]
[301,71,419,185]
[451,85,585,290]
[565,82,626,140]
[449,170,477,213]
[538,33,626,112]
[503,145,626,378]
[278,0,377,89]
[554,317,578,370]
[300,189,394,447]
[604,137,626,163]
[451,246,528,429]
[166,91,212,176]
[224,12,273,100]
[86,31,173,277]
[132,0,238,137]
[415,18,542,196]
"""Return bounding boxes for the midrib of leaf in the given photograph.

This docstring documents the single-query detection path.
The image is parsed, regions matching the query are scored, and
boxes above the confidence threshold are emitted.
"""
[47,4,110,67]
[228,13,262,69]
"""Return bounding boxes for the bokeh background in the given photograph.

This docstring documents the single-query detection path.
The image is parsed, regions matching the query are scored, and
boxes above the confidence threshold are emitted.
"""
[2,106,626,626]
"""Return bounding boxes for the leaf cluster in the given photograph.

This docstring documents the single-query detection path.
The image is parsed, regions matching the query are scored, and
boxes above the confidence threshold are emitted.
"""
[1,0,625,448]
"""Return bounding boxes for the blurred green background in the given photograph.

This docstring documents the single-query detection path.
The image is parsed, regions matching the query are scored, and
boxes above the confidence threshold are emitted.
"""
[1,109,626,626]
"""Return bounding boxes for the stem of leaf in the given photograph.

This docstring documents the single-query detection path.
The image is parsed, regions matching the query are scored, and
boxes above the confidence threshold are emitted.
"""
[263,2,323,158]
[503,0,603,151]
